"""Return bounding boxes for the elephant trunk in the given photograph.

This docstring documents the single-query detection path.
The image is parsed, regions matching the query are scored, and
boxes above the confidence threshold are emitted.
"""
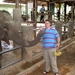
[24,30,45,47]
[8,29,45,47]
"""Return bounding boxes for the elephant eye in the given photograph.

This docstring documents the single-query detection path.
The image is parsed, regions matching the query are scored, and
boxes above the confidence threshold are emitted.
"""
[3,23,9,29]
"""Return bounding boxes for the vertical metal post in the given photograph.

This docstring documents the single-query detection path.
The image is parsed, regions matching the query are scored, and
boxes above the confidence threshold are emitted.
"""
[0,41,2,68]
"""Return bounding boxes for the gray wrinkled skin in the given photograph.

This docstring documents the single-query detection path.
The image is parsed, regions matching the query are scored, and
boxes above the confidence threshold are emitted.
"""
[0,10,45,47]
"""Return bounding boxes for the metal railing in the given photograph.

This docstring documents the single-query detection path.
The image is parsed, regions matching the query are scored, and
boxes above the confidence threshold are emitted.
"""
[0,45,23,69]
[0,31,24,69]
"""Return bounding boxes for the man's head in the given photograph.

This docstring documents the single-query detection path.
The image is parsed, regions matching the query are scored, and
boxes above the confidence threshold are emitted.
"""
[42,4,44,7]
[45,20,51,29]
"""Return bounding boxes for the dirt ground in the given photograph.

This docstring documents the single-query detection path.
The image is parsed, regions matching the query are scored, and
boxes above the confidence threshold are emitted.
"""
[1,39,75,75]
[27,41,75,75]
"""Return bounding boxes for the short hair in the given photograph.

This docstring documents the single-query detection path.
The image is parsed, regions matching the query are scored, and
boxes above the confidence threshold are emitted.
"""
[45,19,52,25]
[42,4,44,6]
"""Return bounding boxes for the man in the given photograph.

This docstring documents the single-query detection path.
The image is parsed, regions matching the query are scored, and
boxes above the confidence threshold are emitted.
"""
[40,20,60,75]
[57,9,60,20]
[40,4,45,21]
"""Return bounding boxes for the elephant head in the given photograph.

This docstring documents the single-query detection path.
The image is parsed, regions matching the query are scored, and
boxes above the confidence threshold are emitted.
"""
[0,10,45,47]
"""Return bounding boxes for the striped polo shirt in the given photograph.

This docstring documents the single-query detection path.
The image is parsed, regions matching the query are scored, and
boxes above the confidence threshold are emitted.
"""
[42,27,60,49]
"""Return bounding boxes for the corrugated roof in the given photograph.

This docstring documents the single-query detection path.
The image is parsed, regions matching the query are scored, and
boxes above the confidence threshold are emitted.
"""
[3,0,75,6]
[51,0,75,2]
[4,0,49,6]
[4,0,49,4]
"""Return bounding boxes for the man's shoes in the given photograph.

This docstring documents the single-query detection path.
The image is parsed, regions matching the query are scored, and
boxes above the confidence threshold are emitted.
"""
[55,73,59,75]
[43,71,50,74]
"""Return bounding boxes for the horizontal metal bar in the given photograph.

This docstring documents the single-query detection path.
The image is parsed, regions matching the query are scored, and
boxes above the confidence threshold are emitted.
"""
[0,59,22,69]
[0,46,23,55]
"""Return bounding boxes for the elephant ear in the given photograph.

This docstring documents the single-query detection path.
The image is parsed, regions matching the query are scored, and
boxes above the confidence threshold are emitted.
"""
[0,10,11,39]
[1,22,10,45]
[0,23,6,39]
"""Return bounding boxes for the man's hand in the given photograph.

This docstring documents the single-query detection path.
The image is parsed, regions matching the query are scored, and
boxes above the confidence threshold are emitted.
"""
[56,43,60,52]
[56,43,60,48]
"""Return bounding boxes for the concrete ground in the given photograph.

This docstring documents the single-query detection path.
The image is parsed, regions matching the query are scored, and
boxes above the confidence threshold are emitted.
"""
[1,38,75,75]
[27,41,75,75]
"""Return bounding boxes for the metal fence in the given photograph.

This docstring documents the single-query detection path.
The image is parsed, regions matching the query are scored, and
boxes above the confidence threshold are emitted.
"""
[0,44,23,69]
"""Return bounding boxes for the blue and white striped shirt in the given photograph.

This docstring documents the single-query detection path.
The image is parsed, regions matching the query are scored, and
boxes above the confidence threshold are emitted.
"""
[42,27,60,49]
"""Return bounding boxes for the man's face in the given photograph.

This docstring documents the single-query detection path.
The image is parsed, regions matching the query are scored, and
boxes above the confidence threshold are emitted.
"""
[45,21,51,28]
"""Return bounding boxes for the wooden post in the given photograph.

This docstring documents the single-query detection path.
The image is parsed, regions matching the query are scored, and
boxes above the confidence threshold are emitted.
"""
[73,6,75,21]
[49,2,53,24]
[33,0,37,38]
[13,0,25,58]
[64,3,66,22]
[49,12,52,24]
[68,21,74,38]
[59,3,61,21]
[13,9,23,57]
[15,0,20,8]
[47,2,50,20]
[71,3,74,21]
[55,21,62,42]
[26,0,28,23]
[21,26,33,60]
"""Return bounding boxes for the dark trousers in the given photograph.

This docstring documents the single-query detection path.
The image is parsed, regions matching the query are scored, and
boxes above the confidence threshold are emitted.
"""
[57,15,60,20]
[40,15,44,21]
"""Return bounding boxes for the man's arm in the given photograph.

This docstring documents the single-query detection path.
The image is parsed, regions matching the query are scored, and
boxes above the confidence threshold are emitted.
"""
[56,36,60,48]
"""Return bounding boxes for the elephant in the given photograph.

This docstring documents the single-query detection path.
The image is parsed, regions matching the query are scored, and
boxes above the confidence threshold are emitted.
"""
[0,10,45,47]
[0,10,45,68]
